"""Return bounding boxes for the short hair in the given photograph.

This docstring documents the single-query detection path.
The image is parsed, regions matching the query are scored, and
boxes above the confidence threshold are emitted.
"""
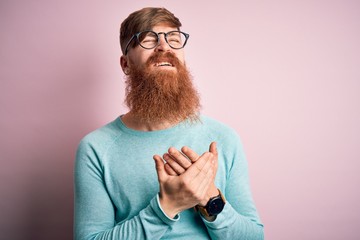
[119,7,182,54]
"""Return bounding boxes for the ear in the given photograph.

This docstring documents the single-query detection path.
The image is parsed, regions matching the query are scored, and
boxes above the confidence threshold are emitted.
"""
[120,55,130,75]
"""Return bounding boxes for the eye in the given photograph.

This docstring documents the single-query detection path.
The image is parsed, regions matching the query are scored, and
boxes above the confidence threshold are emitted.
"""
[142,36,157,43]
[168,35,181,42]
[167,32,184,45]
[139,32,158,44]
[169,38,181,43]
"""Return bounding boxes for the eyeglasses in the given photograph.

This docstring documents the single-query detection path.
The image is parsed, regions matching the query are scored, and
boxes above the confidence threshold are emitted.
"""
[124,30,189,55]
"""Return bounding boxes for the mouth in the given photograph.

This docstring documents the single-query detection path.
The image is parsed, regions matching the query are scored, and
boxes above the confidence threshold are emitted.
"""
[154,62,174,67]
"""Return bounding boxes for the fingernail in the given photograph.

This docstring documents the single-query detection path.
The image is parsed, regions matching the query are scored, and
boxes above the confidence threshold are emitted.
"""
[168,147,175,154]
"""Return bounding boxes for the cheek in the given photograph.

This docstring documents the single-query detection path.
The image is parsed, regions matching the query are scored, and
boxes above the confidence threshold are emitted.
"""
[175,52,185,64]
[141,53,154,65]
[130,56,149,69]
[129,49,152,67]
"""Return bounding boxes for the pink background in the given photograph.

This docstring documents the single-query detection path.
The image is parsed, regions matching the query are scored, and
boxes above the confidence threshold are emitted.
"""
[1,0,360,239]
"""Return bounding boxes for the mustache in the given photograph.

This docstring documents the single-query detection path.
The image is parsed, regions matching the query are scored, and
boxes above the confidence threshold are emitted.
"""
[146,51,182,68]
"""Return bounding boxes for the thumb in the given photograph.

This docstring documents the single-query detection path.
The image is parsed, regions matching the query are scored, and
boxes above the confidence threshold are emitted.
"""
[209,142,218,156]
[153,155,167,181]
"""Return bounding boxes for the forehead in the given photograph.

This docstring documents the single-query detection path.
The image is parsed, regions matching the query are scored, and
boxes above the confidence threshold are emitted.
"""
[151,24,179,33]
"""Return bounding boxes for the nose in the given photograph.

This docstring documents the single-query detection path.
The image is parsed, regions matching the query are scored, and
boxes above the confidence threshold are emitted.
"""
[155,34,171,52]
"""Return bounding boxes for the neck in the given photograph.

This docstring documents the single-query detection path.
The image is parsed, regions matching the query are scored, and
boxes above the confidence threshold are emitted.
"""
[121,112,179,131]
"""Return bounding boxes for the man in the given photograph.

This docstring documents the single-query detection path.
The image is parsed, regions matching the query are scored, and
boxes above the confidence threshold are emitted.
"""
[74,7,264,240]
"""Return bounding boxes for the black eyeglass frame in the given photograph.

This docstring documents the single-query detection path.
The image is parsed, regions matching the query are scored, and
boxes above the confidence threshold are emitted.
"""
[124,30,190,55]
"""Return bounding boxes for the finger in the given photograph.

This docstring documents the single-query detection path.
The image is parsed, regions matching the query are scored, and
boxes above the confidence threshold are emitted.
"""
[184,152,212,180]
[209,142,218,156]
[163,153,186,175]
[209,142,218,169]
[168,147,192,169]
[192,154,213,183]
[181,146,200,163]
[164,163,178,176]
[153,155,167,181]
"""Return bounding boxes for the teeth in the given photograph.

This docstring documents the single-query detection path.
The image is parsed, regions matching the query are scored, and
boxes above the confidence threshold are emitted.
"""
[156,62,172,67]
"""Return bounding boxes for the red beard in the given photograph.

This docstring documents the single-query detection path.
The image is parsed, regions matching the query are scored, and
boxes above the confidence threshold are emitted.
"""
[125,51,201,124]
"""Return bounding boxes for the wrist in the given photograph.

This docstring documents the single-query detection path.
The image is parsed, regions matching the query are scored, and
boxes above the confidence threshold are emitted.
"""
[195,188,226,218]
[158,193,180,219]
[208,184,219,198]
[199,184,219,206]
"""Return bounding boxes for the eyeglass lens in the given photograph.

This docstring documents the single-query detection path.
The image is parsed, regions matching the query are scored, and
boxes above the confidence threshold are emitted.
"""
[138,31,187,49]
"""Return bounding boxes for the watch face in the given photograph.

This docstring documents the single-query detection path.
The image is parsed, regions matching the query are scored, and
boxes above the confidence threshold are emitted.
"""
[207,197,225,215]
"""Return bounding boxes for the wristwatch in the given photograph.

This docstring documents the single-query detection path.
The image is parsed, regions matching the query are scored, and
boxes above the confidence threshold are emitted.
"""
[196,189,226,217]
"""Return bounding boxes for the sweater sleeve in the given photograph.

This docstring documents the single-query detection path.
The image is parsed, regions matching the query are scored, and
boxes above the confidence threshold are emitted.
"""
[202,132,264,239]
[74,140,179,240]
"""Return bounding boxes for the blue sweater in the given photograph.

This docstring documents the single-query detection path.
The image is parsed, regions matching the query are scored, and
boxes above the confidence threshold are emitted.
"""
[74,115,264,239]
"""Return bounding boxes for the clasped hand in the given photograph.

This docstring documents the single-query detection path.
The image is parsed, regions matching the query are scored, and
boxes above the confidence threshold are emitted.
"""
[153,142,219,218]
